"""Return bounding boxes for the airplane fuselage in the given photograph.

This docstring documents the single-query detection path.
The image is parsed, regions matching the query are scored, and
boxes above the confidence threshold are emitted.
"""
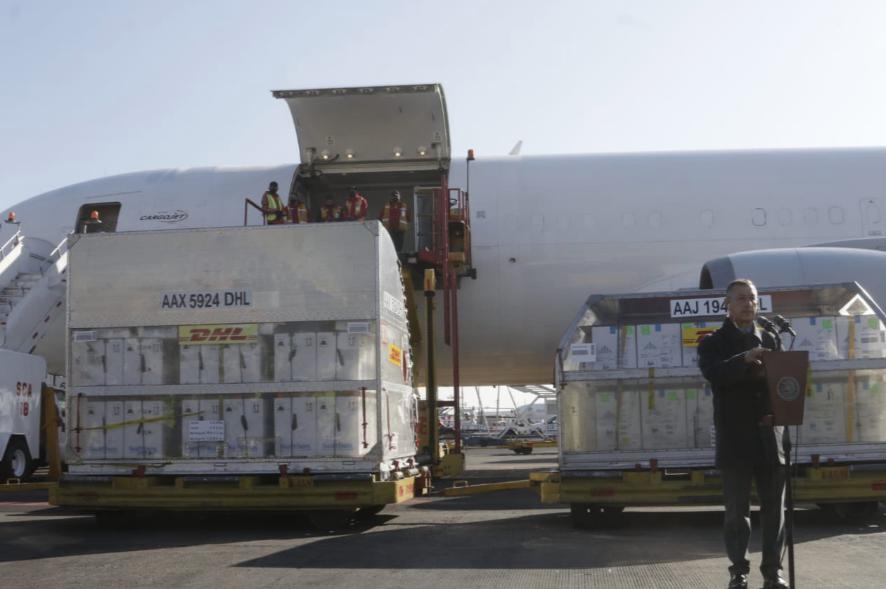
[3,148,884,384]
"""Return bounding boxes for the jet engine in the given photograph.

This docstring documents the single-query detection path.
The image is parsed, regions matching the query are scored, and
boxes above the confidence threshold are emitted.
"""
[699,247,886,304]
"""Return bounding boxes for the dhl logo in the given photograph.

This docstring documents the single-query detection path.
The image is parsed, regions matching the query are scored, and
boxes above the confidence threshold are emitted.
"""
[179,324,257,345]
[681,327,717,347]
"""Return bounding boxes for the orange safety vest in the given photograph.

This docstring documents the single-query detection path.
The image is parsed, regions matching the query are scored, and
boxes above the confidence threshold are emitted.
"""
[320,204,342,222]
[289,200,309,224]
[345,195,368,221]
[263,192,284,223]
[380,200,409,232]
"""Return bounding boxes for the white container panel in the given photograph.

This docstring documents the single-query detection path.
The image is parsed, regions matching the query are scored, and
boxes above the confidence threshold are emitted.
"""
[641,388,689,450]
[801,381,846,444]
[122,400,144,459]
[241,342,262,383]
[243,397,266,458]
[222,345,242,384]
[292,395,319,456]
[316,393,336,455]
[334,393,363,457]
[104,400,125,459]
[82,400,106,459]
[122,338,142,385]
[199,345,220,384]
[273,397,292,457]
[792,317,840,361]
[316,333,336,380]
[141,339,164,384]
[142,399,167,459]
[291,333,317,381]
[72,340,105,386]
[104,339,124,385]
[273,333,292,382]
[179,345,200,384]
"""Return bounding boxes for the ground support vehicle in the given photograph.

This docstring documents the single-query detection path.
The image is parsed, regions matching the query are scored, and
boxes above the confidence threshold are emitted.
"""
[507,438,556,455]
[51,223,426,523]
[0,349,52,483]
[543,283,886,527]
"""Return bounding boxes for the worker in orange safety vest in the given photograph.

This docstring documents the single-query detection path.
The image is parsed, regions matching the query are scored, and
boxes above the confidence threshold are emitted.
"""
[344,187,368,221]
[379,190,409,251]
[319,196,343,222]
[288,192,310,224]
[261,181,286,225]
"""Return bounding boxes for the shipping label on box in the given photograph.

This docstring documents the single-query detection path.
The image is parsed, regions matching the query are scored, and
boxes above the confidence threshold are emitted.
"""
[681,322,720,368]
[801,381,846,444]
[793,317,839,361]
[183,398,223,458]
[637,323,682,368]
[837,316,886,359]
[641,388,689,449]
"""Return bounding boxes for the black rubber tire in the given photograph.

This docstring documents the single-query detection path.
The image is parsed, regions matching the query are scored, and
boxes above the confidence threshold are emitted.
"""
[0,437,34,482]
[570,503,602,529]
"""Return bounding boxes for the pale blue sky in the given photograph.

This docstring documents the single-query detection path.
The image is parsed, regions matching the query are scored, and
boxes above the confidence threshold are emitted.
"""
[3,0,886,210]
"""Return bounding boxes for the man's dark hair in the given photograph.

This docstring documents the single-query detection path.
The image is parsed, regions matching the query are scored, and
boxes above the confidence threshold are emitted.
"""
[726,278,757,296]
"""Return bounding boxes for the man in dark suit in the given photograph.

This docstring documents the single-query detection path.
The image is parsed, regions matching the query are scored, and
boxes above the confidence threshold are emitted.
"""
[698,279,788,589]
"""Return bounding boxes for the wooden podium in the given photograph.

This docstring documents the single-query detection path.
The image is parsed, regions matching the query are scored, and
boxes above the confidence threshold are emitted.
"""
[762,351,809,426]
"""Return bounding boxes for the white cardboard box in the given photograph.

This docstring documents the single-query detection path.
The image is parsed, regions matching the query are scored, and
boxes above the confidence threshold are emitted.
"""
[105,400,125,459]
[801,381,846,444]
[792,317,840,361]
[142,399,168,458]
[223,397,267,458]
[292,333,318,381]
[681,321,720,368]
[72,340,105,386]
[837,316,886,359]
[273,333,292,382]
[182,398,222,458]
[82,400,106,459]
[105,339,125,385]
[589,325,638,370]
[855,376,886,442]
[123,338,142,384]
[316,392,337,455]
[199,345,220,384]
[141,339,165,384]
[179,345,200,384]
[316,332,336,380]
[123,400,144,459]
[641,388,689,449]
[594,389,642,450]
[637,323,682,368]
[336,332,375,381]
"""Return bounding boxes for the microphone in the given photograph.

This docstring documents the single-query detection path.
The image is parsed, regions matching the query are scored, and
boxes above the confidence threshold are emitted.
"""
[756,316,777,333]
[773,314,797,337]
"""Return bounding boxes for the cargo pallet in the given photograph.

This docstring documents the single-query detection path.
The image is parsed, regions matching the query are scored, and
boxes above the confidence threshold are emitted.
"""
[533,463,886,526]
[51,470,431,525]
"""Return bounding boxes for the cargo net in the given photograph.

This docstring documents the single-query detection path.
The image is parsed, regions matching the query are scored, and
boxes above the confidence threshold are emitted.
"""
[65,321,418,467]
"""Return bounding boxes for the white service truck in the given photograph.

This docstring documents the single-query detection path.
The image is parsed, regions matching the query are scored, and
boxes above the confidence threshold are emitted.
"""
[0,349,47,481]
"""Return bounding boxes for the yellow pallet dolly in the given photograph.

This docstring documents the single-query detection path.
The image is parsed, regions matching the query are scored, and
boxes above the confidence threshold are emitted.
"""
[532,464,886,526]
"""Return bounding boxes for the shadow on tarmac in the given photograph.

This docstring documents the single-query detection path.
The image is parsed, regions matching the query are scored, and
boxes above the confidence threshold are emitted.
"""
[1,490,884,569]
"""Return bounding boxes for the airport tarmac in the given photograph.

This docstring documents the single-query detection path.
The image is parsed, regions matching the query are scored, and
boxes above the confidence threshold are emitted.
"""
[2,447,885,589]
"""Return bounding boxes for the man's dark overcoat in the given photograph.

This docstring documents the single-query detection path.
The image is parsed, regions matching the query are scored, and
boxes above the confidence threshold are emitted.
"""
[698,319,786,467]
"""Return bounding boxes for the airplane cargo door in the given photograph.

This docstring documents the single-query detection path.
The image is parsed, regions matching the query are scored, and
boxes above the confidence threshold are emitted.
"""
[860,199,883,236]
[75,202,121,233]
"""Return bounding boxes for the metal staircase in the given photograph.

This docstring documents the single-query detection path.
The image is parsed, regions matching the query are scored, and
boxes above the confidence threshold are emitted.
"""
[0,231,68,354]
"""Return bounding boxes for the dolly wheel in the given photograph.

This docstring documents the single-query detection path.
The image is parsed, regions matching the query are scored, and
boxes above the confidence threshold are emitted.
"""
[570,503,603,528]
[308,509,356,531]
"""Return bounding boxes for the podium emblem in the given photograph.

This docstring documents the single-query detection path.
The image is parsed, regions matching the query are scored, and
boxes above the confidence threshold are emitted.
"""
[776,376,801,402]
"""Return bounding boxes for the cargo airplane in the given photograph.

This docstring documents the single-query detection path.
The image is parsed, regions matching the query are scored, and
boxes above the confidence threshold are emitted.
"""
[3,84,886,386]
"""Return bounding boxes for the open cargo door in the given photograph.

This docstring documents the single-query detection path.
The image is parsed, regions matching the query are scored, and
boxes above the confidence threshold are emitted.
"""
[272,84,451,174]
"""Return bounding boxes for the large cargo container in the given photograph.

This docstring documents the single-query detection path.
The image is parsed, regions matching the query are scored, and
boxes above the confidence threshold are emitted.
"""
[60,222,417,482]
[542,283,886,525]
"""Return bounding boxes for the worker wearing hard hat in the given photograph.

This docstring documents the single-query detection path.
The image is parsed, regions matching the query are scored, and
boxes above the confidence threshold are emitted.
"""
[344,187,368,222]
[288,190,310,225]
[379,190,409,251]
[319,196,343,223]
[261,181,286,225]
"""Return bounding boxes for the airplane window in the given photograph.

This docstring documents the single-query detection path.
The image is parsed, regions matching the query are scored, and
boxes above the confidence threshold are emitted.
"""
[777,208,793,226]
[701,210,714,228]
[828,206,845,224]
[802,208,819,225]
[752,208,766,226]
[649,211,662,228]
